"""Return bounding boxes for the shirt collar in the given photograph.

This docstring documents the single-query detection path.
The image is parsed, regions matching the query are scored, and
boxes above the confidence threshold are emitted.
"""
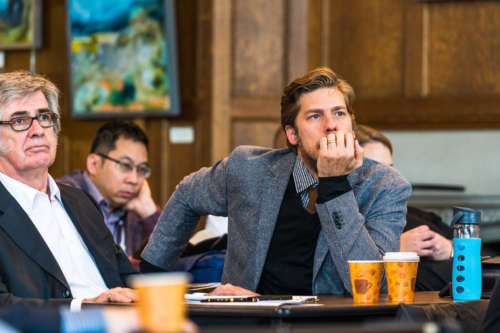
[0,172,62,212]
[47,174,61,202]
[292,157,318,194]
[82,171,106,206]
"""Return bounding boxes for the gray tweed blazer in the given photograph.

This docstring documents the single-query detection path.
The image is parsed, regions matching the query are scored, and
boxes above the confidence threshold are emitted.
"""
[142,146,411,295]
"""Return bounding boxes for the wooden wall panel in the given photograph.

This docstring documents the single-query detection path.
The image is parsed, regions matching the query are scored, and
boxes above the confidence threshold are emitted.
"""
[232,121,281,149]
[308,0,500,129]
[211,0,232,163]
[287,0,309,83]
[327,0,405,98]
[308,0,325,69]
[232,0,285,97]
[428,2,500,95]
[403,0,425,97]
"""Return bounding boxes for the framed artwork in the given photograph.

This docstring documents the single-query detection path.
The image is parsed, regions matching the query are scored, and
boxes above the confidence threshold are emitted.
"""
[66,0,180,118]
[0,0,42,50]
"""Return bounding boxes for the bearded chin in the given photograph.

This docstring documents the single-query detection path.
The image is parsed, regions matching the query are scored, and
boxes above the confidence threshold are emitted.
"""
[296,141,318,176]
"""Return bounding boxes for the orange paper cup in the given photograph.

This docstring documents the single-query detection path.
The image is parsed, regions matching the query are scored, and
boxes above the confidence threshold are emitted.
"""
[383,252,419,304]
[348,260,383,305]
[130,272,190,333]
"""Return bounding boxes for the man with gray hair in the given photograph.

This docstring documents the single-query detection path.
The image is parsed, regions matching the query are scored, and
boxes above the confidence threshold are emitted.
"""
[0,71,137,307]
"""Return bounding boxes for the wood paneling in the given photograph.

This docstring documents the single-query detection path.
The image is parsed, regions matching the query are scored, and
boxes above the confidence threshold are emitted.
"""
[221,0,313,151]
[308,0,325,69]
[287,0,309,83]
[355,96,500,129]
[232,121,281,149]
[192,0,213,168]
[327,0,406,98]
[403,0,425,97]
[211,0,232,163]
[232,0,285,97]
[304,0,500,130]
[428,2,500,95]
[231,97,281,120]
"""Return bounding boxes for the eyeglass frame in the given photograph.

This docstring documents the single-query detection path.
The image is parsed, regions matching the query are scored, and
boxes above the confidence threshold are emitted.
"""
[0,109,59,132]
[95,152,152,178]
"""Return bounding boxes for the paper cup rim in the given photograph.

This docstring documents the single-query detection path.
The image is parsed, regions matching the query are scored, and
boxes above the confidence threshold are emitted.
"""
[347,260,383,263]
[383,251,420,261]
[129,272,190,287]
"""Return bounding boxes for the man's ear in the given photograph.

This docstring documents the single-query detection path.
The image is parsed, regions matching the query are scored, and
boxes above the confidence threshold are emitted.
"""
[285,125,299,145]
[86,154,100,176]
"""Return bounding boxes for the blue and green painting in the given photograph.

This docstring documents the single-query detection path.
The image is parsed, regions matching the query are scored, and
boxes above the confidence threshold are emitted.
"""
[69,0,171,115]
[0,0,34,47]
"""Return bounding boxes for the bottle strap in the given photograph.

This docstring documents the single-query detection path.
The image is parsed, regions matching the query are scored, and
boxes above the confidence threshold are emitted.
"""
[450,212,464,228]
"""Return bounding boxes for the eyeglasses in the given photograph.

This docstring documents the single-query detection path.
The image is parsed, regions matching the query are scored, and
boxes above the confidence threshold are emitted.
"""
[0,110,58,132]
[96,153,152,178]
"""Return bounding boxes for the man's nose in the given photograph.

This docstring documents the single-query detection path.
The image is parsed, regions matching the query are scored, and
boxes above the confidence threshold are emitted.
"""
[324,113,337,133]
[27,117,45,136]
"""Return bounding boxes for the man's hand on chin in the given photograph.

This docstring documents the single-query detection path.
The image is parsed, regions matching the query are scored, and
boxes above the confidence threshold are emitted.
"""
[317,131,364,177]
[83,287,137,303]
[208,283,260,296]
[124,180,157,219]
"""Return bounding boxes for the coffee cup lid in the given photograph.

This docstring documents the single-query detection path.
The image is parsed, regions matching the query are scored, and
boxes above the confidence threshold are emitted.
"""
[129,272,190,287]
[383,252,419,262]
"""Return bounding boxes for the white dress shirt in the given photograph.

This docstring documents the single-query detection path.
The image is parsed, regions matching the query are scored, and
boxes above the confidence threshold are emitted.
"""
[0,172,109,303]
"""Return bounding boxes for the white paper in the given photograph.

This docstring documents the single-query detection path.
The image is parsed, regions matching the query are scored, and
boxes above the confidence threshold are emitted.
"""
[185,293,318,306]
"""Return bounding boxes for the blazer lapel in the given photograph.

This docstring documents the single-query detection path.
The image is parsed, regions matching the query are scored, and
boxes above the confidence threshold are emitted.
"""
[59,185,122,287]
[251,151,296,289]
[0,182,70,289]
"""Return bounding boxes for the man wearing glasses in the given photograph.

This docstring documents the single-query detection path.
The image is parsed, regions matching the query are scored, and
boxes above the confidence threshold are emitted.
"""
[59,120,161,260]
[0,71,137,306]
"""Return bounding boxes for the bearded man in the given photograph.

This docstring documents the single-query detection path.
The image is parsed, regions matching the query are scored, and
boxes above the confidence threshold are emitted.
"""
[142,67,411,296]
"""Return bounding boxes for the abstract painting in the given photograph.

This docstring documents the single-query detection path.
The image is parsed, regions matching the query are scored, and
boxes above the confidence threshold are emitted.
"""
[0,0,41,49]
[67,0,180,118]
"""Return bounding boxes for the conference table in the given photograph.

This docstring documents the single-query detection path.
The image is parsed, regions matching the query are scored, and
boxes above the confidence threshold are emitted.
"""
[95,291,489,331]
[188,291,486,328]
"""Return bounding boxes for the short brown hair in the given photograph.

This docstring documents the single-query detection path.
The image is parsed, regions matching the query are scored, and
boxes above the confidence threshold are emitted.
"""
[356,124,393,154]
[280,67,355,151]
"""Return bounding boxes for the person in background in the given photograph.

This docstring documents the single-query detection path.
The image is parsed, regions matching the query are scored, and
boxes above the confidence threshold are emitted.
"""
[142,67,411,296]
[0,71,136,306]
[58,120,161,262]
[356,124,452,291]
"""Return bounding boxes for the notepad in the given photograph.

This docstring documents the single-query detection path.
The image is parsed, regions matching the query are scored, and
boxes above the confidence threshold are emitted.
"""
[185,293,318,306]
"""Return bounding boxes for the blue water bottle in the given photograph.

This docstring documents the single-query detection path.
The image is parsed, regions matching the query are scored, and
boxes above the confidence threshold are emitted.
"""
[451,206,481,301]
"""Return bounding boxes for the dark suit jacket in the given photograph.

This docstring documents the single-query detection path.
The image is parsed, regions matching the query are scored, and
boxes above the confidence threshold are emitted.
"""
[482,278,500,333]
[0,182,137,305]
[405,206,453,291]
